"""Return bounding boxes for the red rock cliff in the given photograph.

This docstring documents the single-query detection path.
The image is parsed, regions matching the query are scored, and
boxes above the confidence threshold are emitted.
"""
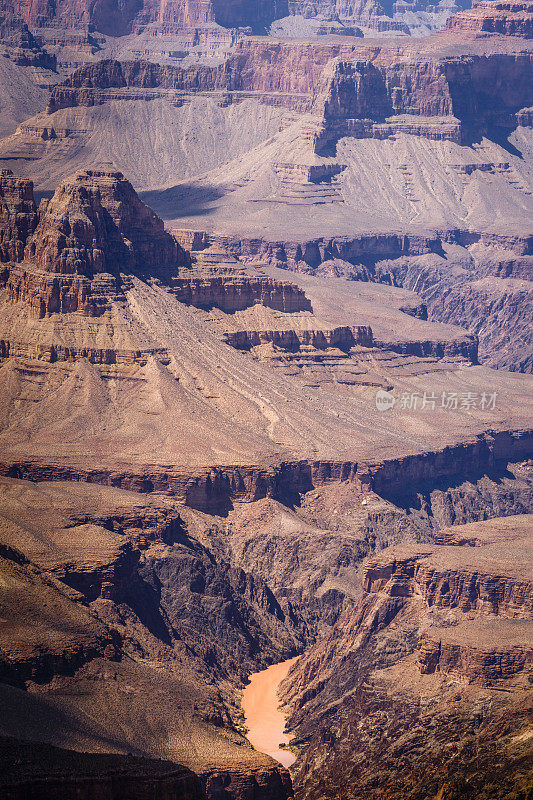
[0,170,38,264]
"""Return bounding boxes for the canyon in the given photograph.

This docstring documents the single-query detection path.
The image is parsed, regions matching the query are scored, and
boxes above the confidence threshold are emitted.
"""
[0,1,531,799]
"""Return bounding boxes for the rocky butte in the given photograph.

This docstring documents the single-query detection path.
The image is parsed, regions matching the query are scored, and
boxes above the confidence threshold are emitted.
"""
[0,2,531,800]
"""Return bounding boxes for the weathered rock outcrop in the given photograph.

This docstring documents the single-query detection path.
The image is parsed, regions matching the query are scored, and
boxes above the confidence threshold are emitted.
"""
[209,231,442,267]
[0,478,296,799]
[1,169,189,316]
[312,49,533,149]
[0,0,289,35]
[362,545,532,619]
[25,169,181,275]
[0,736,207,800]
[0,170,38,264]
[45,43,533,148]
[0,13,57,69]
[447,0,533,37]
[416,630,532,682]
[171,274,312,312]
[281,514,533,800]
[5,266,126,316]
[225,324,373,351]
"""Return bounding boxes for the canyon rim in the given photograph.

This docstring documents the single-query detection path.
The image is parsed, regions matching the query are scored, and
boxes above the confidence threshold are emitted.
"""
[0,0,532,798]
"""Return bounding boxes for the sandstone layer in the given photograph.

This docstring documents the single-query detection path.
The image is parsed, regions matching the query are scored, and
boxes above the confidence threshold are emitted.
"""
[447,0,533,36]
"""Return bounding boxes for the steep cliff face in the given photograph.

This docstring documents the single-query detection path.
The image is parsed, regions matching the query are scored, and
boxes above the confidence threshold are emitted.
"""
[281,514,533,800]
[1,169,189,316]
[0,0,288,34]
[45,41,367,113]
[447,0,533,37]
[0,170,38,264]
[312,58,391,120]
[0,478,295,800]
[312,50,533,150]
[368,247,533,372]
[45,43,533,149]
[25,168,181,275]
[170,273,312,312]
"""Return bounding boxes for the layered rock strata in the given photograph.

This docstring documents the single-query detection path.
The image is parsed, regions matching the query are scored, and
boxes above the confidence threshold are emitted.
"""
[0,0,289,35]
[44,41,533,148]
[447,0,533,37]
[281,514,533,800]
[1,429,531,513]
[0,736,207,800]
[170,273,312,312]
[0,13,56,69]
[0,168,188,316]
[0,478,296,799]
[0,169,38,263]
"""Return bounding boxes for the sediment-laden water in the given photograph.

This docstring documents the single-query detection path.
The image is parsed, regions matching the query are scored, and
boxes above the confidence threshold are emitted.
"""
[241,657,299,769]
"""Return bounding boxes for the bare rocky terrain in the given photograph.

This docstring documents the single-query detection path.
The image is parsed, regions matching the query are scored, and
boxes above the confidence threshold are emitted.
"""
[0,1,531,799]
[281,513,533,800]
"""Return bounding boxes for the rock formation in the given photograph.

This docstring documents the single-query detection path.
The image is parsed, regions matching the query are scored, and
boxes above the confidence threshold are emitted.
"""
[0,0,289,35]
[1,168,190,316]
[447,0,533,37]
[281,514,533,800]
[0,13,56,68]
[0,478,296,799]
[25,168,182,275]
[0,9,532,800]
[0,170,38,263]
[0,736,207,800]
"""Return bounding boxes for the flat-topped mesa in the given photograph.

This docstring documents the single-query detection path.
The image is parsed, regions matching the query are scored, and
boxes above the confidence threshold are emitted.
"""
[167,242,313,313]
[3,169,190,316]
[312,50,533,150]
[224,325,373,351]
[0,170,38,264]
[446,0,533,37]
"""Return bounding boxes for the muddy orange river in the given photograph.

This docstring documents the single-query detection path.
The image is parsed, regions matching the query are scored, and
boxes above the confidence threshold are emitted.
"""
[241,656,299,769]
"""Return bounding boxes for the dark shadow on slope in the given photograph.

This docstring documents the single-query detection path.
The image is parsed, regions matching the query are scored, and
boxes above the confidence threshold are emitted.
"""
[486,126,525,159]
[34,189,54,204]
[140,183,226,221]
[458,117,524,159]
[377,462,517,511]
[123,575,173,645]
